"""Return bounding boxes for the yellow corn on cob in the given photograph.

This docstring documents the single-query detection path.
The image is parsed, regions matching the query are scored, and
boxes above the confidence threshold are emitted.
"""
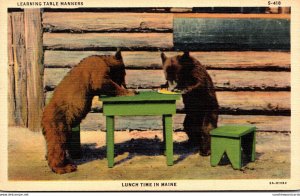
[157,89,180,95]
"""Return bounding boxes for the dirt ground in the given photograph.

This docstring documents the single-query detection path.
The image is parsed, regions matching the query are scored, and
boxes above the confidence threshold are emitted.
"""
[8,127,290,180]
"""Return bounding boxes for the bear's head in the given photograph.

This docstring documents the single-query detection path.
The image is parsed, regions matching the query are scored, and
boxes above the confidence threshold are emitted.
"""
[161,51,192,90]
[107,49,127,88]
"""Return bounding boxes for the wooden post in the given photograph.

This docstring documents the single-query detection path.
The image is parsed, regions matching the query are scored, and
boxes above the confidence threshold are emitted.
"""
[8,13,16,126]
[24,9,44,132]
[11,12,28,127]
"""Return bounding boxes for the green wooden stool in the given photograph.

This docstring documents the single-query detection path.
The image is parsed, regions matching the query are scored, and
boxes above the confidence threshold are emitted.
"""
[210,125,256,169]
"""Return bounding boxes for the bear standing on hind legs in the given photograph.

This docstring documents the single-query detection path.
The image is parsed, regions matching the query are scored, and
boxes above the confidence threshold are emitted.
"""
[42,50,135,174]
[161,51,219,156]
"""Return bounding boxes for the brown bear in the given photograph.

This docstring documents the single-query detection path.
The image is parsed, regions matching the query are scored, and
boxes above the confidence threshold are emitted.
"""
[161,51,219,156]
[42,50,135,174]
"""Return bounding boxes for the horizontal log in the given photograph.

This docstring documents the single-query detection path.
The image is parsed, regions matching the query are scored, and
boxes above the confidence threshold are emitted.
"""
[43,33,173,51]
[43,12,173,33]
[42,8,278,14]
[173,13,290,19]
[45,91,290,115]
[44,51,290,71]
[214,91,289,114]
[79,113,290,132]
[170,8,193,13]
[217,115,290,132]
[43,8,190,13]
[192,8,269,14]
[174,17,290,51]
[125,70,290,91]
[44,69,290,91]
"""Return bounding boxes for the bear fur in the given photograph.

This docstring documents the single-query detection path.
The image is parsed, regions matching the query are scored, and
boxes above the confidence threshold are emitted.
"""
[161,51,219,156]
[42,51,135,174]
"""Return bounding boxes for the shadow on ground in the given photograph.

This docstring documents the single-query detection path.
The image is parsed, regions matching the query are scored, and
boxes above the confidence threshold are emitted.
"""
[74,138,262,168]
[74,139,199,166]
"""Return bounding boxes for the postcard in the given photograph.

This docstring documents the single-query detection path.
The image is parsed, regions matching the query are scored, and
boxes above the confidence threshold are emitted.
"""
[0,0,299,191]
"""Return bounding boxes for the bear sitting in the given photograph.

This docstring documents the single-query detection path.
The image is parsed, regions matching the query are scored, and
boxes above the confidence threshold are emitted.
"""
[42,50,135,174]
[161,51,219,156]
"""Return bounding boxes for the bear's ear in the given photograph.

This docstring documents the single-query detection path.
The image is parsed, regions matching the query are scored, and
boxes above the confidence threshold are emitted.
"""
[115,48,122,60]
[182,51,190,58]
[161,52,167,63]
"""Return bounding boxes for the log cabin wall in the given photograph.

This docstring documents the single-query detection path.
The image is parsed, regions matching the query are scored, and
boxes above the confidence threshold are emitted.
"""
[8,7,291,133]
[8,9,44,132]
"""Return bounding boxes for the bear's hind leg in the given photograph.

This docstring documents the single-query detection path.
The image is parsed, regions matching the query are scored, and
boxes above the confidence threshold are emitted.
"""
[184,114,203,148]
[44,122,77,174]
[199,112,218,156]
[199,130,211,156]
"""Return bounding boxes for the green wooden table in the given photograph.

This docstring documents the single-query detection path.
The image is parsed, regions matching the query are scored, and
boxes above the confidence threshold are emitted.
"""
[100,91,181,168]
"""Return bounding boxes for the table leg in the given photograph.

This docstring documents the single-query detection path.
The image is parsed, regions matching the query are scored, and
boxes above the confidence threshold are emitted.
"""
[69,125,81,159]
[163,114,173,166]
[251,131,256,162]
[106,116,115,168]
[162,117,166,155]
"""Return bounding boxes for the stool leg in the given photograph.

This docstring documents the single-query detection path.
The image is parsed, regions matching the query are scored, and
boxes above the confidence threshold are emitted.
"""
[242,131,256,162]
[106,116,115,168]
[163,114,173,166]
[210,136,226,167]
[69,125,82,159]
[226,138,242,170]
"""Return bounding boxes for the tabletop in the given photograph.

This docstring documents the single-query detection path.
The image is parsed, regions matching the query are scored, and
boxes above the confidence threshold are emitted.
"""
[100,91,181,102]
[210,125,256,138]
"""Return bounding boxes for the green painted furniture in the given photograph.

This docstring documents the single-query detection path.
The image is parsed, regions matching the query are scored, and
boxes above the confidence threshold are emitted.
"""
[100,91,181,168]
[68,125,81,159]
[210,125,256,170]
